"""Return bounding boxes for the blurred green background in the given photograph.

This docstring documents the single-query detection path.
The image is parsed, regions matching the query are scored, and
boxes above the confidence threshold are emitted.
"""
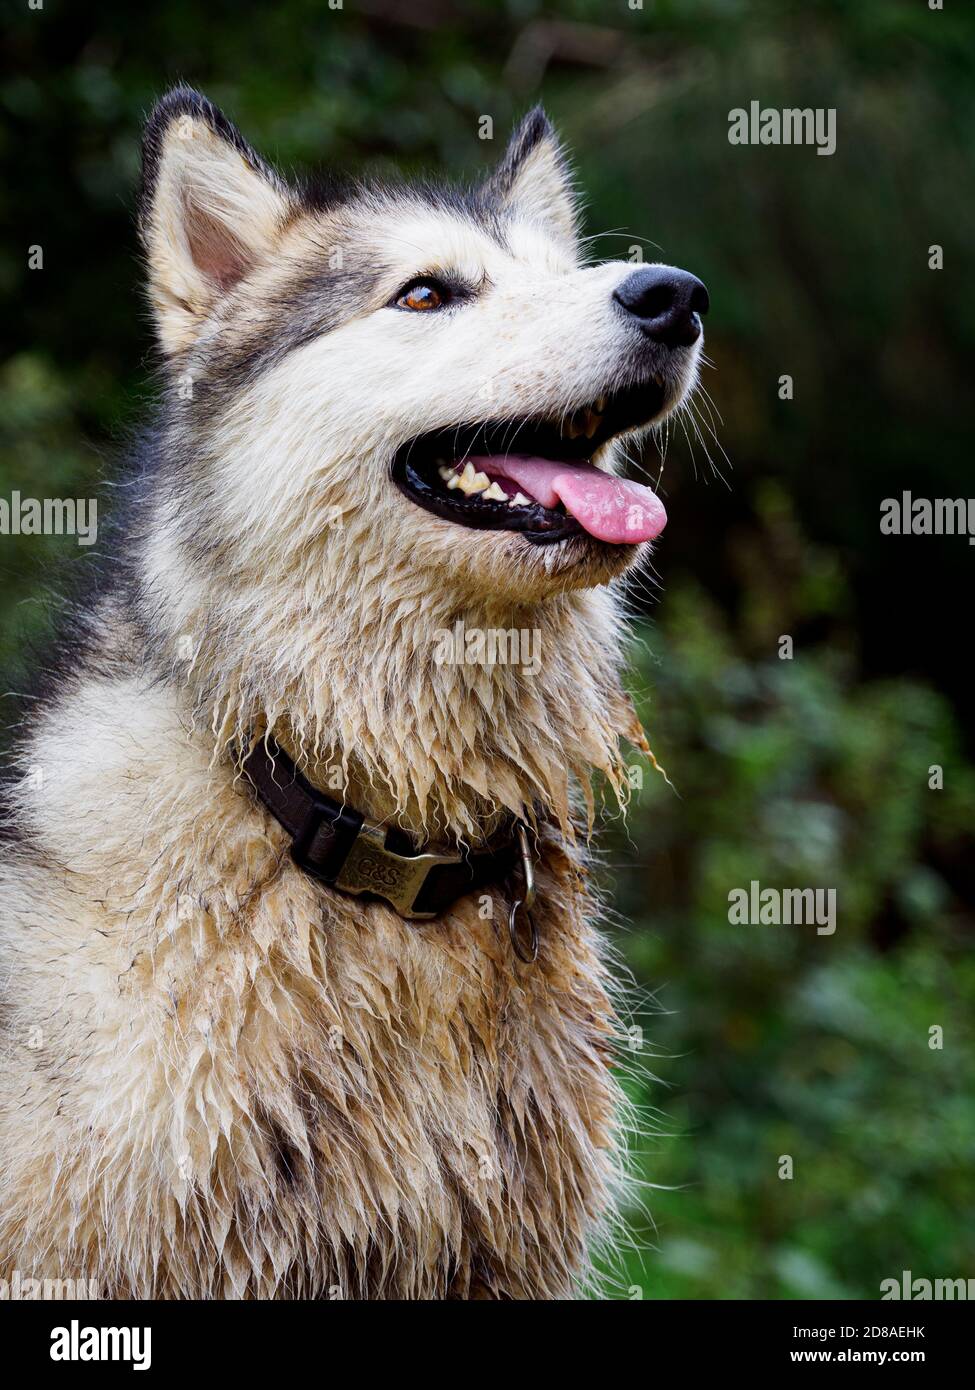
[2,0,974,1298]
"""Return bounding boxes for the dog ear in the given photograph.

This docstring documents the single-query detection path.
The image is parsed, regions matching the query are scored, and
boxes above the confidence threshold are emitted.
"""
[138,87,294,356]
[485,107,580,251]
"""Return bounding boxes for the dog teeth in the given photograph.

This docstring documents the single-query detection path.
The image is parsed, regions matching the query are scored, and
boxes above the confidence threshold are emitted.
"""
[563,403,604,440]
[435,461,529,508]
[438,464,510,502]
[456,462,491,495]
[582,408,600,439]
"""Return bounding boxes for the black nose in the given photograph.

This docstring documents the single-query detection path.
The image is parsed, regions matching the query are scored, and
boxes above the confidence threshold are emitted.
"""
[613,265,709,348]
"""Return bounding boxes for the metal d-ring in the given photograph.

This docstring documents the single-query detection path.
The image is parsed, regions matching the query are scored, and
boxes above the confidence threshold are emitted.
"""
[508,821,538,965]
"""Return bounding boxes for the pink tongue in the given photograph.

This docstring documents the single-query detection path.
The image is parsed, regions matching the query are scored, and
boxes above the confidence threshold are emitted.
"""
[467,455,667,544]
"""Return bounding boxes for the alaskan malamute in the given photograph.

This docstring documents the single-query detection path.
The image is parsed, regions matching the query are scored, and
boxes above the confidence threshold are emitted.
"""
[0,87,707,1299]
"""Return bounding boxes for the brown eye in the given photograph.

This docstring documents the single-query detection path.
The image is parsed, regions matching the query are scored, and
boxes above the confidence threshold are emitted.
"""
[395,280,446,312]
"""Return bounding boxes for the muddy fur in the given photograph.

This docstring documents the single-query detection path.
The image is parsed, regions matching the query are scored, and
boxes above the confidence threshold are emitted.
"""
[0,89,702,1298]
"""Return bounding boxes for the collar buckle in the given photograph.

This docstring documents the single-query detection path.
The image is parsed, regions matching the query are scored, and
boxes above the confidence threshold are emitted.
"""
[244,733,521,922]
[333,822,461,920]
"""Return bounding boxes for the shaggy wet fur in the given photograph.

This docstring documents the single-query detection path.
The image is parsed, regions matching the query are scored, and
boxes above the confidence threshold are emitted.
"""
[0,89,701,1298]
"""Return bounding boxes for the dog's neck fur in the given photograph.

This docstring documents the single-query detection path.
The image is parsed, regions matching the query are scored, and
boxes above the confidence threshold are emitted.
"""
[171,565,642,845]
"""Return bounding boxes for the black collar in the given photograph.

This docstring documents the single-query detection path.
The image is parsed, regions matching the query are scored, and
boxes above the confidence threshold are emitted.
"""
[241,736,532,937]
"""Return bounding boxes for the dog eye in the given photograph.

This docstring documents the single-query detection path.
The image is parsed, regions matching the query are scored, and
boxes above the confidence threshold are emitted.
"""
[394,280,448,312]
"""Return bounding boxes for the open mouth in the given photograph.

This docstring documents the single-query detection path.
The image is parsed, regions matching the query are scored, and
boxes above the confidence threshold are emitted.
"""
[392,378,670,546]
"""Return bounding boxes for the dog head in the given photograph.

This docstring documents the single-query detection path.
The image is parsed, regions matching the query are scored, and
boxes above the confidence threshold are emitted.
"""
[138,88,707,606]
[135,89,706,832]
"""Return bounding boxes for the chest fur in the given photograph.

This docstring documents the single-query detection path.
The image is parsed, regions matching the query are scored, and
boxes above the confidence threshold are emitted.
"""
[2,830,621,1299]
